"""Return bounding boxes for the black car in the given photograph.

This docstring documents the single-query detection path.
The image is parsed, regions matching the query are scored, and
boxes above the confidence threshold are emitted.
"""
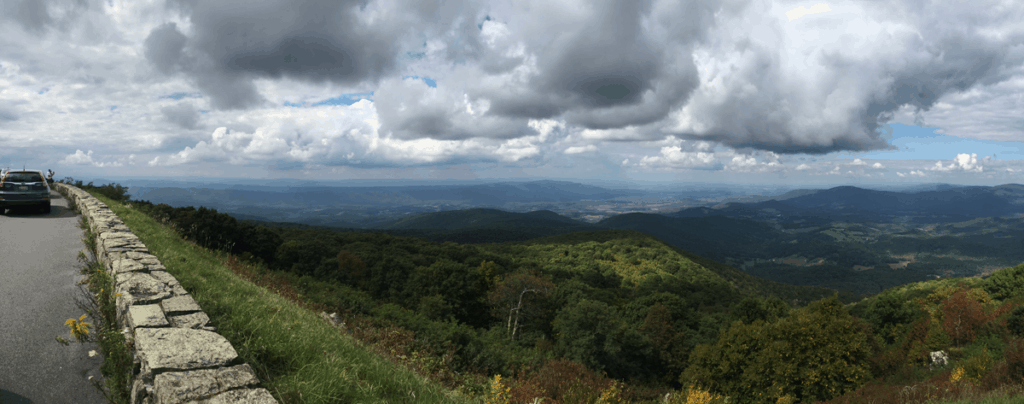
[0,170,52,214]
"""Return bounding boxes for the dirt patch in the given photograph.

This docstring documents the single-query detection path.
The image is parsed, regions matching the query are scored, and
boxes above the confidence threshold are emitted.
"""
[853,265,874,271]
[779,257,808,266]
[888,254,916,269]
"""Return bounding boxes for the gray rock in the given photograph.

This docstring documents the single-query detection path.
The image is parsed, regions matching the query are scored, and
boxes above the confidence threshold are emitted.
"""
[167,312,211,329]
[153,364,260,404]
[116,273,173,321]
[150,271,189,296]
[162,295,202,315]
[188,388,277,404]
[112,259,147,274]
[135,328,238,372]
[127,252,162,265]
[117,272,173,303]
[129,304,170,329]
[131,378,154,404]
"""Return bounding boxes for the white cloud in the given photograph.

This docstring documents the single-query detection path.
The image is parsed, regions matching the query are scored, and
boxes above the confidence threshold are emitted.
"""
[3,0,1024,183]
[639,147,719,170]
[929,153,984,173]
[786,3,831,21]
[60,149,124,167]
[897,170,927,177]
[61,150,95,165]
[564,145,598,154]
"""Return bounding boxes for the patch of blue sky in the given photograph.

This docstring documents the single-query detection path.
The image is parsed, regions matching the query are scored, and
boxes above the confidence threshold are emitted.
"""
[286,92,375,108]
[403,76,436,88]
[161,92,202,100]
[477,14,492,29]
[838,123,1024,161]
[110,105,117,111]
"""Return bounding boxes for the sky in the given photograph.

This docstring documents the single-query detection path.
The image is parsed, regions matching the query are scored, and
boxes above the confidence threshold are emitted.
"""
[1,0,1023,188]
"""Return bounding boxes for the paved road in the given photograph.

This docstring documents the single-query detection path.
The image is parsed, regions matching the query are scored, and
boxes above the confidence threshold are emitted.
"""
[0,191,106,403]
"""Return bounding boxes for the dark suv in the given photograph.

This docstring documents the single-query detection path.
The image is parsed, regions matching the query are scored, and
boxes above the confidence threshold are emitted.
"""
[0,170,52,214]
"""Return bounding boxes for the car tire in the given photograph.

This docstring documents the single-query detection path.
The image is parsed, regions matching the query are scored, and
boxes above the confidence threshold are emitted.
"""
[43,204,51,214]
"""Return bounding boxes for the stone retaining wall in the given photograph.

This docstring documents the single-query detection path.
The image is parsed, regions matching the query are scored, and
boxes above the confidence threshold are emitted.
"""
[57,183,279,404]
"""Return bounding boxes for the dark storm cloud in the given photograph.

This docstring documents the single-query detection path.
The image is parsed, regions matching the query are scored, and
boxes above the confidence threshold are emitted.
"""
[482,0,703,130]
[160,101,199,129]
[148,0,464,110]
[143,22,187,75]
[3,0,53,33]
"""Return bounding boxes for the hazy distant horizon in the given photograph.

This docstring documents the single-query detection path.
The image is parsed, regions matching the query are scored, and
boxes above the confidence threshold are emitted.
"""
[53,173,1009,195]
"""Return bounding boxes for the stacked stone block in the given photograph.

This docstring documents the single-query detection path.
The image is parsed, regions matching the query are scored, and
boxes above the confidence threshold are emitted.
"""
[56,183,278,404]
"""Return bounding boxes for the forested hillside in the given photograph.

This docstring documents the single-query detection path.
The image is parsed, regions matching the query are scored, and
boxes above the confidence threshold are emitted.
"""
[69,179,1024,403]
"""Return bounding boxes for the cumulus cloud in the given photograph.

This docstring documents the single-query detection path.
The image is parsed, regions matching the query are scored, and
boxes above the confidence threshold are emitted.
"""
[133,0,1023,156]
[897,170,927,177]
[146,100,562,168]
[60,149,124,167]
[3,0,1024,181]
[929,153,984,173]
[61,149,95,165]
[564,145,598,154]
[636,143,782,172]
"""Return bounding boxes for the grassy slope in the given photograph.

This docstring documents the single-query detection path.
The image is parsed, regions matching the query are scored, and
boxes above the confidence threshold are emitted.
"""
[89,192,471,404]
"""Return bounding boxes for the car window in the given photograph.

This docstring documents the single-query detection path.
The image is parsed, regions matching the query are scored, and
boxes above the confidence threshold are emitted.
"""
[3,172,44,182]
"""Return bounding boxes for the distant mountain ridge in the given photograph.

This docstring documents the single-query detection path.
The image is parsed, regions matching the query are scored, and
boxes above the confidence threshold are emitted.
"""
[671,183,1024,221]
[130,180,643,208]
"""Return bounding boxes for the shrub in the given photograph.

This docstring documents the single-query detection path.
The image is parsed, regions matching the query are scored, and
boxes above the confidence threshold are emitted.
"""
[681,297,872,404]
[960,351,993,384]
[1008,306,1024,338]
[941,288,988,346]
[1005,339,1024,383]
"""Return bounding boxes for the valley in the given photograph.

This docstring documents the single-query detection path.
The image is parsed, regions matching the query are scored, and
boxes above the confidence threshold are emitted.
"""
[99,178,1024,296]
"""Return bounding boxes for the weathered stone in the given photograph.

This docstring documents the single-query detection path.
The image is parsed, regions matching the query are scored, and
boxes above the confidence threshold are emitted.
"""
[116,273,173,321]
[116,272,173,302]
[167,312,210,329]
[148,264,168,272]
[135,328,237,372]
[150,271,188,296]
[113,259,147,274]
[127,252,162,265]
[131,379,153,404]
[101,231,139,241]
[104,237,136,249]
[153,364,260,404]
[129,304,170,329]
[188,388,277,404]
[161,295,201,315]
